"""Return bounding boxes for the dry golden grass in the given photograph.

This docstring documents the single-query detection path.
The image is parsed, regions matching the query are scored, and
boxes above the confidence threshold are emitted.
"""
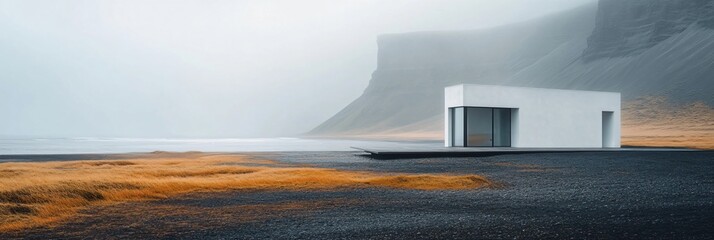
[622,97,714,149]
[0,152,493,231]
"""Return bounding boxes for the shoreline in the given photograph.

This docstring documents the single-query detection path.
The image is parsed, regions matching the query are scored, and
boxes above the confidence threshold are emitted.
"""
[1,145,708,163]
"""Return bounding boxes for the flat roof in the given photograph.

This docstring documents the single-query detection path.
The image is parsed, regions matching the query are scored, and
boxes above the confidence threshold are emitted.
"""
[446,84,621,95]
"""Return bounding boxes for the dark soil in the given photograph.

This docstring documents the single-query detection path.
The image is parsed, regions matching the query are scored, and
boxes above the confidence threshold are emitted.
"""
[3,151,713,239]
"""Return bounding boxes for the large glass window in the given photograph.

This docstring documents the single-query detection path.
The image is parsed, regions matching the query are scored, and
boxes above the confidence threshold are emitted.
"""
[451,107,512,147]
[452,107,464,147]
[493,108,511,147]
[466,108,493,147]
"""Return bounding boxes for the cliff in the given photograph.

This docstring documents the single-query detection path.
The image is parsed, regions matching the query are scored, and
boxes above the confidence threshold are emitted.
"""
[584,0,714,60]
[309,0,714,137]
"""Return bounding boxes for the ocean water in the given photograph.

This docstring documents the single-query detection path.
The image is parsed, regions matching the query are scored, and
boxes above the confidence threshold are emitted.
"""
[0,138,438,155]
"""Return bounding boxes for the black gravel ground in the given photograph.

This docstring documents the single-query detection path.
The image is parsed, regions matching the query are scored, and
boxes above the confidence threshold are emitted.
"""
[3,151,714,239]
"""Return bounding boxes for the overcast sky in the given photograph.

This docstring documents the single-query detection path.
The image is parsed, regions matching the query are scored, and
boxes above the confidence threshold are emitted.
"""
[0,0,594,138]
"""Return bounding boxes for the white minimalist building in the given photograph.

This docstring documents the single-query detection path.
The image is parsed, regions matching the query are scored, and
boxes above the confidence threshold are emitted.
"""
[445,84,620,148]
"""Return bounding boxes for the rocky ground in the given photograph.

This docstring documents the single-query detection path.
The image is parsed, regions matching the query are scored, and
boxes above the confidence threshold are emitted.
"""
[3,151,713,239]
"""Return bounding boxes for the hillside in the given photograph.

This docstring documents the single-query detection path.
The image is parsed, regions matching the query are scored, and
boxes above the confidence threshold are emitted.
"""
[309,0,714,147]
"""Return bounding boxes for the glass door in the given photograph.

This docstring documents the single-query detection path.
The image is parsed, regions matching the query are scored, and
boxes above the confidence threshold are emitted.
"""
[493,108,511,147]
[451,107,465,147]
[452,107,512,147]
[466,108,493,147]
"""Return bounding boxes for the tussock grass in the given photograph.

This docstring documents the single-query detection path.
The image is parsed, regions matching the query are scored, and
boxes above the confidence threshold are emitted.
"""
[0,153,493,231]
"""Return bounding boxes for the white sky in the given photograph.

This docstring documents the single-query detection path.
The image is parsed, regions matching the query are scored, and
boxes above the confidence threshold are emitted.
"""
[0,0,594,138]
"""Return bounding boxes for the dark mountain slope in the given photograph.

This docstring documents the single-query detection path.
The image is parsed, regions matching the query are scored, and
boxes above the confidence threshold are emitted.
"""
[310,0,714,136]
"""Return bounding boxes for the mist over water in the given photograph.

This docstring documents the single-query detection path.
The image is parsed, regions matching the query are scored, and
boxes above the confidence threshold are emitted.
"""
[0,0,594,139]
[0,138,439,155]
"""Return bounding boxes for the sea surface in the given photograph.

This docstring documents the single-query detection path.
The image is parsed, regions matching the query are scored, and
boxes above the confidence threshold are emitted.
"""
[0,137,437,155]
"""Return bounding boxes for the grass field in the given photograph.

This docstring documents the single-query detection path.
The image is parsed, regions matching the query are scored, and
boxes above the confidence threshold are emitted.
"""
[621,97,714,149]
[0,152,493,231]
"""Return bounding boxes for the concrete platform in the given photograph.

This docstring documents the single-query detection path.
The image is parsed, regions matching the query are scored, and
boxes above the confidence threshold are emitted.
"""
[351,146,698,159]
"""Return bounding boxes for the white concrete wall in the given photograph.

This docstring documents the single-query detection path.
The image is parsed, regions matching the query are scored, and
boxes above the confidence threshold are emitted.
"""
[444,86,464,147]
[445,84,620,148]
